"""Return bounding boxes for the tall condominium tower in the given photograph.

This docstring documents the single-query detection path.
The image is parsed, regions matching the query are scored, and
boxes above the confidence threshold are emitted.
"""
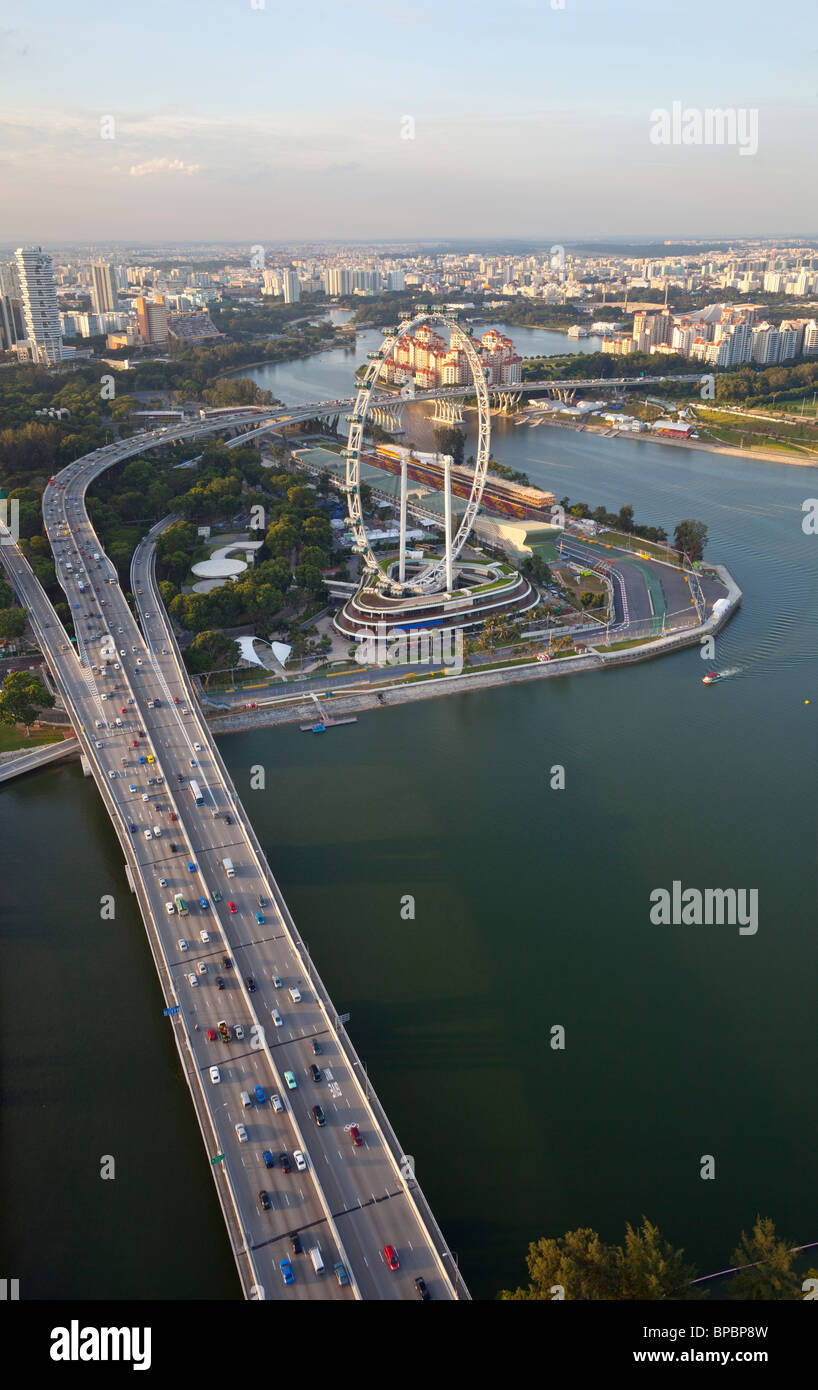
[15,246,65,364]
[91,261,118,315]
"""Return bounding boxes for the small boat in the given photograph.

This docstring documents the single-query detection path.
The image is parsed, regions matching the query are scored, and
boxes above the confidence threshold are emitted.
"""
[702,671,722,685]
[311,723,326,733]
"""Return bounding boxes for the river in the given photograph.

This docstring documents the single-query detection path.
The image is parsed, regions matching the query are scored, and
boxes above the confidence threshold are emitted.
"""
[1,327,816,1301]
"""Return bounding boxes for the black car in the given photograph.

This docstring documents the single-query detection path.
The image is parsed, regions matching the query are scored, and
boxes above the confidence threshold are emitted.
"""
[177,774,185,782]
[258,1190,272,1212]
[289,1232,303,1256]
[312,1039,321,1055]
[216,976,225,990]
[222,956,233,970]
[257,896,266,909]
[247,977,256,992]
[414,1277,431,1301]
[225,814,233,825]
[169,842,178,852]
[309,1064,321,1082]
[279,1153,292,1174]
[312,1104,326,1127]
[128,823,136,834]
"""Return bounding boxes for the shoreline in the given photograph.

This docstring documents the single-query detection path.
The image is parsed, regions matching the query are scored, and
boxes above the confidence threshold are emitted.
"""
[518,411,818,468]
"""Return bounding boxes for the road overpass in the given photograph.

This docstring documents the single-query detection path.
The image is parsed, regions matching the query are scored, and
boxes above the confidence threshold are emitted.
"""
[0,413,468,1302]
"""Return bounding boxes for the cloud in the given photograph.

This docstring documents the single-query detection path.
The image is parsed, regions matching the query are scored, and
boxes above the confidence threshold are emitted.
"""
[129,156,202,177]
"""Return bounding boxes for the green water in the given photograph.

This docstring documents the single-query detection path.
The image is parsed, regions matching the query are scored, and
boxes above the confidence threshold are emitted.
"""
[2,379,816,1300]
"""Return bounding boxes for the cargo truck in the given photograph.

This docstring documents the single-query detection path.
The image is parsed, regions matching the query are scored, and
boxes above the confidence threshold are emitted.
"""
[223,857,235,878]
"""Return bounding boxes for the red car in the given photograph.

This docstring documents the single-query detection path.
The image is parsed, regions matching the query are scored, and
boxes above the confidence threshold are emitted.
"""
[120,706,127,713]
[205,1028,217,1042]
[131,740,138,748]
[349,1125,363,1147]
[168,811,177,821]
[383,1245,400,1272]
[174,696,180,704]
[228,902,238,913]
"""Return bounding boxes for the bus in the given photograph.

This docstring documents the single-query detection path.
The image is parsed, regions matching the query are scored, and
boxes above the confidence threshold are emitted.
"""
[174,893,189,916]
[189,779,204,806]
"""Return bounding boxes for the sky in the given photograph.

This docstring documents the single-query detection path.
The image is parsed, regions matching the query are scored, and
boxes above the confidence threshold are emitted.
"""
[1,0,816,244]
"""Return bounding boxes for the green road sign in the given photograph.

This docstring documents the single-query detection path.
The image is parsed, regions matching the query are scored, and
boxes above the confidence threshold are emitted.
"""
[211,1153,225,1165]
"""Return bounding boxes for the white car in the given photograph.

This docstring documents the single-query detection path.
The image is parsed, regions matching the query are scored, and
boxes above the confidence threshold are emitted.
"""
[137,659,143,665]
[197,961,208,974]
[271,1094,283,1113]
[272,1009,283,1028]
[144,829,152,840]
[194,743,202,751]
[293,1150,307,1173]
[235,1123,248,1143]
[178,939,189,951]
[234,1025,245,1041]
[142,793,149,802]
[166,902,175,914]
[159,877,168,888]
[153,826,162,837]
[95,740,102,749]
[188,973,198,987]
[119,648,125,655]
[209,1066,220,1084]
[200,930,211,944]
[288,986,302,1003]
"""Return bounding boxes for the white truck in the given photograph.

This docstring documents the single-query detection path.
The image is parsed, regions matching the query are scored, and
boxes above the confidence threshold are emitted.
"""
[223,857,235,878]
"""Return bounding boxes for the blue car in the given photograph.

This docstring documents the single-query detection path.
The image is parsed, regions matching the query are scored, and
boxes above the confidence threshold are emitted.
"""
[187,862,196,873]
[129,784,136,792]
[256,912,265,925]
[333,1262,349,1287]
[279,1259,294,1286]
[262,1149,275,1169]
[128,823,136,834]
[138,755,147,764]
[199,897,208,910]
[254,1085,266,1105]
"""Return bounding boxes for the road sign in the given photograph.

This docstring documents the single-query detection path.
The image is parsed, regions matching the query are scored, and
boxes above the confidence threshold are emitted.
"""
[211,1153,225,1165]
[163,1005,181,1017]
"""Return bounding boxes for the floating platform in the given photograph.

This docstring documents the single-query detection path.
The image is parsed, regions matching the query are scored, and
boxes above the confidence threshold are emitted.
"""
[299,716,358,732]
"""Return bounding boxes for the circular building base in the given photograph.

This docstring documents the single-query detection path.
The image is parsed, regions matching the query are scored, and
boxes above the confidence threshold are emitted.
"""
[334,561,539,640]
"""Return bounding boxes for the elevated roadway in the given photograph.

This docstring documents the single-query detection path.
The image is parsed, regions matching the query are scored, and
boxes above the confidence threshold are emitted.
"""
[0,415,468,1302]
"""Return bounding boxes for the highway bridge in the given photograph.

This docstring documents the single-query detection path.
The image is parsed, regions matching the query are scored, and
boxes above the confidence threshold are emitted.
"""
[0,412,468,1302]
[147,370,709,444]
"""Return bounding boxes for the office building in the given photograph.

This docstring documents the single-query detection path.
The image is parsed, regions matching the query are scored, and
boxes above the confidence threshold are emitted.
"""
[91,262,118,315]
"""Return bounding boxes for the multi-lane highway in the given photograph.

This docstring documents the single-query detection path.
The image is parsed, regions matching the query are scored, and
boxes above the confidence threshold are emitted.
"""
[0,416,468,1302]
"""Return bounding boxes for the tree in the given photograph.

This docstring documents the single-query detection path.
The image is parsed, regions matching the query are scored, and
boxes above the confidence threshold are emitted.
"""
[620,1219,703,1300]
[500,1220,702,1301]
[499,1228,621,1301]
[184,630,241,675]
[729,1218,802,1301]
[0,607,27,641]
[673,519,708,562]
[0,670,55,734]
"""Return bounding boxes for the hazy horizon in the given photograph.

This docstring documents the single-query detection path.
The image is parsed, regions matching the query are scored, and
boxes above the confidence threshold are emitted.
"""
[1,0,815,243]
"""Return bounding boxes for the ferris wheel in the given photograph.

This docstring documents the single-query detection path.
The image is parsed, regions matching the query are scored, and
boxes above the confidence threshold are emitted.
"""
[343,309,491,594]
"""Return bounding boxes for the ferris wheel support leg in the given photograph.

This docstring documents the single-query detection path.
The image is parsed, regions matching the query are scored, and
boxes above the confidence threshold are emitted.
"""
[443,454,453,594]
[399,457,408,584]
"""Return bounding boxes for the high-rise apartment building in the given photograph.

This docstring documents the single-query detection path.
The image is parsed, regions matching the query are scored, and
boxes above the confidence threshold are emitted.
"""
[324,267,352,296]
[15,246,66,364]
[281,270,301,304]
[91,262,118,315]
[136,295,168,345]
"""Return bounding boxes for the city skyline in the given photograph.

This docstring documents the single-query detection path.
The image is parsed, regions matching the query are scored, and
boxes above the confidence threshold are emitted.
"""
[1,0,816,241]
